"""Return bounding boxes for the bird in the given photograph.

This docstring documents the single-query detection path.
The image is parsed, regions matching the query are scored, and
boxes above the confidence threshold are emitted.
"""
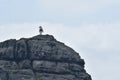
[39,26,43,35]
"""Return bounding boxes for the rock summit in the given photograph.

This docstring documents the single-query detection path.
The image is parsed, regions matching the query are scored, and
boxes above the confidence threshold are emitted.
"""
[0,35,92,80]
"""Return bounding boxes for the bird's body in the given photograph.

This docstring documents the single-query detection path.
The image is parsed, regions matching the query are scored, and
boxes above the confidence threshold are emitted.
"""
[39,26,43,35]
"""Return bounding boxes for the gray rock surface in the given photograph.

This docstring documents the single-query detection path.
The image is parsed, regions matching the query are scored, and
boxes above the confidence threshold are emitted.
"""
[0,34,92,80]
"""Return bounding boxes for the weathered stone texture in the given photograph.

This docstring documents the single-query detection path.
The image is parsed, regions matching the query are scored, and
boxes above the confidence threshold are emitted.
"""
[0,35,92,80]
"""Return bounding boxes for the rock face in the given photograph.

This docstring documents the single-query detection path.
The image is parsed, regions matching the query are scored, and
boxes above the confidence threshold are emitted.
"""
[0,35,92,80]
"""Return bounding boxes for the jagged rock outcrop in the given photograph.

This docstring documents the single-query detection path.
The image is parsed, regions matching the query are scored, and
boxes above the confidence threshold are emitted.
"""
[0,35,92,80]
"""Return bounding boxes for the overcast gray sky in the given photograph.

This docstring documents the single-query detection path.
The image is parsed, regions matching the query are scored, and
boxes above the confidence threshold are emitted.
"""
[0,0,120,80]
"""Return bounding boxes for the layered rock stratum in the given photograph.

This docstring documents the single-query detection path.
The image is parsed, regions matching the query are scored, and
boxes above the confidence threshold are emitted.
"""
[0,35,92,80]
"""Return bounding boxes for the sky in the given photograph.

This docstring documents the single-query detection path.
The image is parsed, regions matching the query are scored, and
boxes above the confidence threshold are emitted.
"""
[0,0,120,80]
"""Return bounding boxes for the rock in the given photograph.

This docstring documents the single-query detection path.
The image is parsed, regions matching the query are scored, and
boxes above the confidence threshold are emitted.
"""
[33,60,70,73]
[18,60,32,69]
[0,35,92,80]
[0,60,18,70]
[15,39,28,60]
[33,60,85,74]
[35,73,77,80]
[0,39,16,60]
[0,70,7,80]
[8,69,35,80]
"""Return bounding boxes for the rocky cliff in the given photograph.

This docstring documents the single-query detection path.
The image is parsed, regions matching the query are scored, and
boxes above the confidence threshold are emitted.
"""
[0,35,92,80]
